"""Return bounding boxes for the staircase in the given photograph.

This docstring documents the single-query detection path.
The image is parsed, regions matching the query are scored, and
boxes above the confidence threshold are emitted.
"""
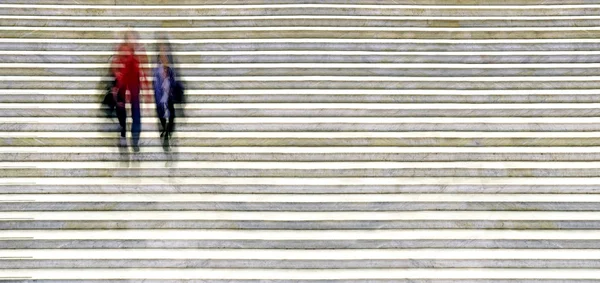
[2,0,600,281]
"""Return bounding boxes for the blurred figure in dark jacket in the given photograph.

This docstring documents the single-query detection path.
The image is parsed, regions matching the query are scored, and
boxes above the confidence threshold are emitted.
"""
[112,30,150,152]
[153,36,183,150]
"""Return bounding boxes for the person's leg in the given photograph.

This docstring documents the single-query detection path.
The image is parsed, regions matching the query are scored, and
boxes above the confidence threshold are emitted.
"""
[167,99,175,137]
[159,117,167,137]
[116,89,127,138]
[130,84,141,149]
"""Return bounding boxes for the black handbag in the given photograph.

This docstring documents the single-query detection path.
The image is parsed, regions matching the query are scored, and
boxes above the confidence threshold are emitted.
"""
[172,81,184,104]
[102,79,117,116]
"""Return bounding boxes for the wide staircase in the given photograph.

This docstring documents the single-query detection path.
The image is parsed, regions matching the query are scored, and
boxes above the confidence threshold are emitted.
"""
[2,0,600,281]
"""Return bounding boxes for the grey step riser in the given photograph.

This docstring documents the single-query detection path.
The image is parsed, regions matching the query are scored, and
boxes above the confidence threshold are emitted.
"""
[3,95,600,103]
[7,81,600,89]
[7,68,600,77]
[0,279,590,283]
[5,81,599,89]
[3,152,597,162]
[1,203,598,211]
[0,220,594,230]
[8,19,600,28]
[3,185,599,194]
[2,43,599,52]
[4,124,600,131]
[2,259,600,269]
[6,55,600,64]
[3,168,599,177]
[0,280,585,283]
[4,7,600,17]
[2,0,598,4]
[1,138,598,147]
[8,109,600,117]
[9,30,600,39]
[2,239,598,249]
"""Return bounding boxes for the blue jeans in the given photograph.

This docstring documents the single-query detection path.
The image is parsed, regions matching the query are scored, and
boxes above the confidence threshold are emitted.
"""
[116,84,141,147]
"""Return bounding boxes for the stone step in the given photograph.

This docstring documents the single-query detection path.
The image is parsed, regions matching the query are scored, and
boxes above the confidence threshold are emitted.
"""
[5,65,600,77]
[5,103,600,117]
[2,90,600,103]
[4,219,600,230]
[4,4,600,17]
[2,177,600,194]
[4,78,600,90]
[7,17,600,28]
[4,117,600,131]
[6,52,600,64]
[2,239,596,249]
[6,28,600,40]
[3,41,600,52]
[2,0,597,4]
[1,195,600,210]
[2,160,600,177]
[2,146,600,161]
[0,267,599,281]
[5,258,600,269]
[2,131,598,147]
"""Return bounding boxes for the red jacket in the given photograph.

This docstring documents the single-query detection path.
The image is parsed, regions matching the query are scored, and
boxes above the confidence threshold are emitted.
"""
[112,43,150,102]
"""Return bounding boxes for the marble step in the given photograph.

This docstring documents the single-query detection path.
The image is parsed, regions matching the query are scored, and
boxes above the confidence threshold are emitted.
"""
[7,52,600,64]
[3,89,600,103]
[2,267,600,281]
[2,0,597,4]
[1,194,600,210]
[4,4,600,17]
[7,28,600,40]
[4,41,600,52]
[2,131,599,147]
[2,146,600,161]
[6,258,600,269]
[7,17,600,28]
[5,65,600,77]
[2,177,600,194]
[3,239,598,249]
[5,219,600,230]
[2,249,600,269]
[4,117,600,131]
[3,161,600,177]
[4,78,600,90]
[5,103,600,117]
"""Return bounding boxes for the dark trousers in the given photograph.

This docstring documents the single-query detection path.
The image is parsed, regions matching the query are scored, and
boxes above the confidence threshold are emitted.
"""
[116,84,141,146]
[159,99,175,138]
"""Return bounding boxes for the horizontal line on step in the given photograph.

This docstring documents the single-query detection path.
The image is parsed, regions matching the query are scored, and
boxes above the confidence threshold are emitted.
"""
[0,193,600,205]
[5,229,600,240]
[5,4,600,9]
[5,117,600,124]
[6,15,600,21]
[7,63,600,69]
[4,131,600,138]
[4,248,600,260]
[2,177,600,186]
[6,50,600,56]
[8,26,600,31]
[5,75,600,81]
[2,89,600,96]
[0,146,599,153]
[4,103,600,110]
[4,161,600,169]
[5,38,600,44]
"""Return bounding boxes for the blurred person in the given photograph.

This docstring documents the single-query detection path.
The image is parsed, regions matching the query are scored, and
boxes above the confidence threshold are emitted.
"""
[153,36,184,151]
[112,29,150,152]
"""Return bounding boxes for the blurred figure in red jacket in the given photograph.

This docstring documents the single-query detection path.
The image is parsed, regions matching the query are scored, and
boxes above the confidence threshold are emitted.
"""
[111,30,150,152]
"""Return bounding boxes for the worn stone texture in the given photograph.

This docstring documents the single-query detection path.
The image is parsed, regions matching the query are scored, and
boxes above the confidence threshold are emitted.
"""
[2,1,600,281]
